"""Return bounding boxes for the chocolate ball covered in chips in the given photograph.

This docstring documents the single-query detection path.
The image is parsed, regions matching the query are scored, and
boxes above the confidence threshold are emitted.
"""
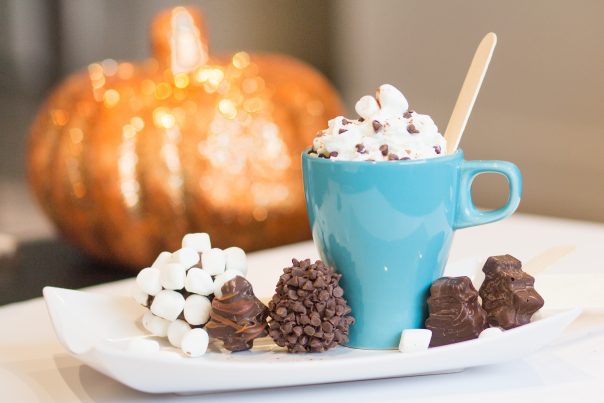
[205,276,269,352]
[425,276,487,347]
[479,255,544,329]
[268,259,355,353]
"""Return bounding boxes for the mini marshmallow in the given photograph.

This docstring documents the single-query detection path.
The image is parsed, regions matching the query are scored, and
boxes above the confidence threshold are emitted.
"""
[136,267,162,296]
[167,319,191,348]
[127,338,160,354]
[479,327,504,339]
[150,290,185,321]
[213,269,240,298]
[131,284,149,306]
[376,84,409,113]
[142,310,171,337]
[399,329,432,353]
[182,233,211,253]
[355,95,380,119]
[160,262,186,290]
[224,246,247,275]
[171,247,200,268]
[181,328,209,357]
[201,248,226,276]
[151,251,172,269]
[185,268,214,296]
[183,294,212,325]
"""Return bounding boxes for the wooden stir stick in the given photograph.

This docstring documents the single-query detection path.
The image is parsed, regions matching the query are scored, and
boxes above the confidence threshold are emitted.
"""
[444,33,497,154]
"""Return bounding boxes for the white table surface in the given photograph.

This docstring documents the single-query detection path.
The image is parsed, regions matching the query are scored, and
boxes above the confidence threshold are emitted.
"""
[2,213,604,402]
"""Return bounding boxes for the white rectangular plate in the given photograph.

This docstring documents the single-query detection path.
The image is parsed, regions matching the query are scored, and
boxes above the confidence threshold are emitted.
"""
[43,285,580,395]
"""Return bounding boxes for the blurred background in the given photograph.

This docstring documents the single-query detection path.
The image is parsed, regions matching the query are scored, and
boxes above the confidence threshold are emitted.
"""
[1,0,603,301]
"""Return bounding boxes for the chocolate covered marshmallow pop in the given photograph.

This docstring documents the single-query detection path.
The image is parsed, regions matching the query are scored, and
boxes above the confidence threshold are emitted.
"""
[206,276,269,352]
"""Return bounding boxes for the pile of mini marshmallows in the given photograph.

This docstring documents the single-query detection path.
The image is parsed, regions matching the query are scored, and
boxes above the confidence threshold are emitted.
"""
[131,233,247,357]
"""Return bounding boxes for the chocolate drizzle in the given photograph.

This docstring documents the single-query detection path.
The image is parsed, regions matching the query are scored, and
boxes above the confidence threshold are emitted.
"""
[205,276,269,351]
[425,276,487,347]
[479,255,544,329]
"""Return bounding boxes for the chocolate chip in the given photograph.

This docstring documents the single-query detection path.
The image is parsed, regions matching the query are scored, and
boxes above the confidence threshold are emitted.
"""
[310,338,323,351]
[401,156,410,160]
[358,117,365,122]
[303,326,315,336]
[403,111,413,119]
[281,322,293,334]
[329,151,338,158]
[341,118,348,125]
[372,120,383,132]
[388,153,399,161]
[379,144,388,156]
[433,145,441,154]
[338,128,348,134]
[355,144,367,154]
[407,124,420,134]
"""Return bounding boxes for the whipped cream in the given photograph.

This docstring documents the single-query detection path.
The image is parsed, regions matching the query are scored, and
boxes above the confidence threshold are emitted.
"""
[310,84,446,161]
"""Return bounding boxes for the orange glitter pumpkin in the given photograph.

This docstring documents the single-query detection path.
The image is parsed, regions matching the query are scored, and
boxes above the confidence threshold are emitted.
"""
[27,7,343,270]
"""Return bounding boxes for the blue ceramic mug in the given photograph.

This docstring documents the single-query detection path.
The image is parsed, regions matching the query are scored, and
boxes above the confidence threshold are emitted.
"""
[302,149,522,349]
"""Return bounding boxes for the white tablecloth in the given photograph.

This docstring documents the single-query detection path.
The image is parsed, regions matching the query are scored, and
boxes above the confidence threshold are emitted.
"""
[2,213,604,402]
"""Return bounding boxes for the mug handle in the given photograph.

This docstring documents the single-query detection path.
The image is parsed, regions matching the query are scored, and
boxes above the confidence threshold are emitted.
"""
[453,160,522,229]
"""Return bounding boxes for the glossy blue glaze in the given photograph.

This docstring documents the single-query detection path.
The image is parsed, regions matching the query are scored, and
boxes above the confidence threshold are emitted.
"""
[302,149,522,349]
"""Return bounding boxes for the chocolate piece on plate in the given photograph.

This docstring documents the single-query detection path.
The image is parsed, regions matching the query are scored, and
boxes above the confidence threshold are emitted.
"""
[479,255,544,329]
[205,276,269,352]
[425,276,487,347]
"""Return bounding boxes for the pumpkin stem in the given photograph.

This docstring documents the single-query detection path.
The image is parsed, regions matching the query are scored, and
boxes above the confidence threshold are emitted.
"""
[150,7,209,74]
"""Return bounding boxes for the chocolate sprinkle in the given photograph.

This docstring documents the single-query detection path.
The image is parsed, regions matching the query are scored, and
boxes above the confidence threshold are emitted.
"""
[268,259,354,353]
[205,276,269,352]
[407,124,420,134]
[372,120,383,132]
[478,255,544,329]
[379,144,389,156]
